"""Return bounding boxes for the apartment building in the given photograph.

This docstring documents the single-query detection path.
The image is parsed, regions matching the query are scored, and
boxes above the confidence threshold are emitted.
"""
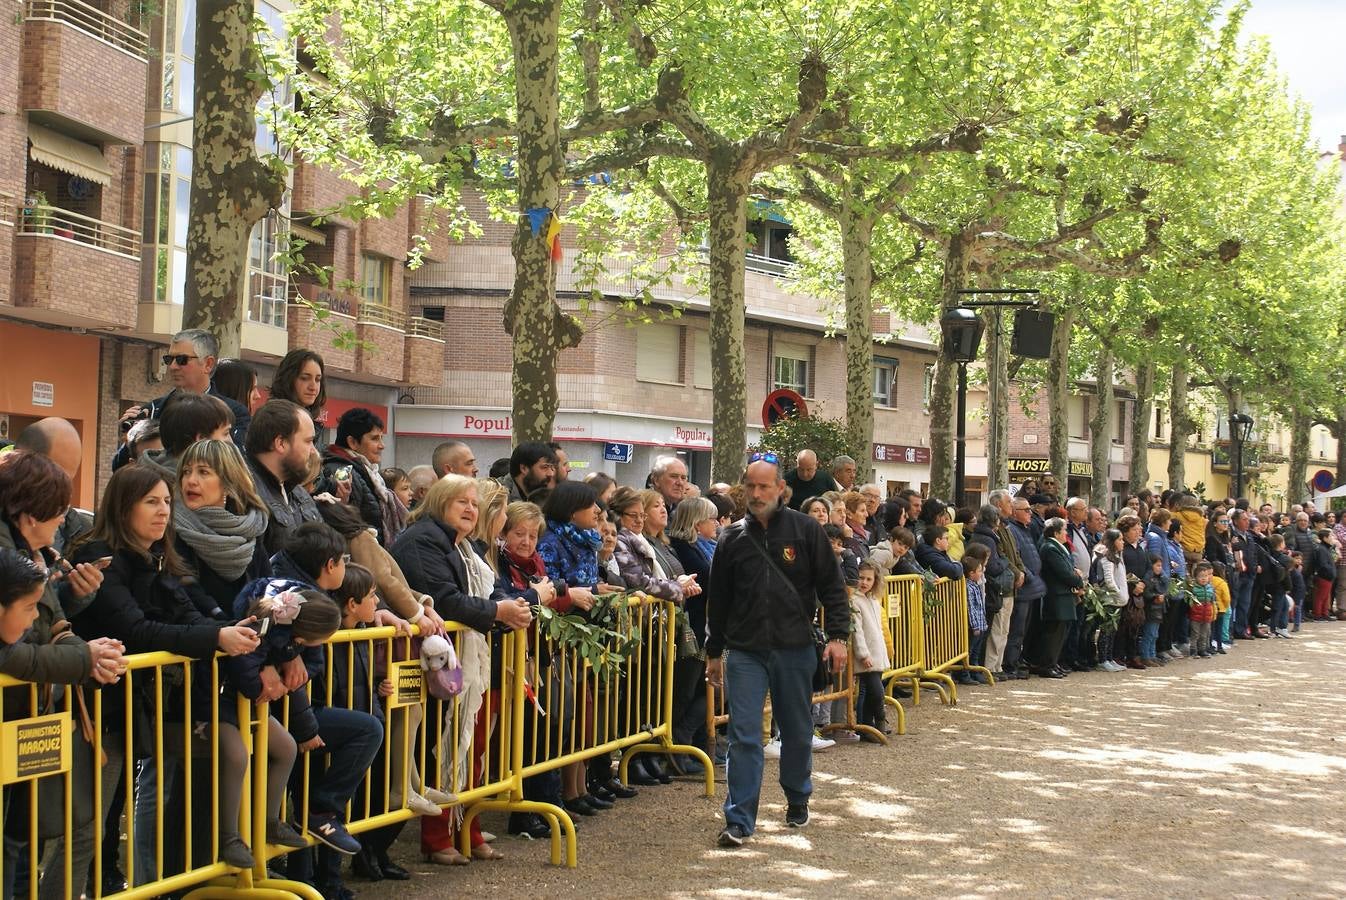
[0,0,444,506]
[394,191,942,492]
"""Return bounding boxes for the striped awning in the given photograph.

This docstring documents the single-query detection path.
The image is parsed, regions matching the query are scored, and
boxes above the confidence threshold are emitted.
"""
[27,124,111,186]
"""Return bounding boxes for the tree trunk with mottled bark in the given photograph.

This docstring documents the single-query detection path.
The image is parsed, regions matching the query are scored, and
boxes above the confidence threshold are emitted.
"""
[984,306,1009,491]
[1089,346,1114,510]
[183,0,286,356]
[706,156,751,483]
[840,199,875,484]
[501,0,582,444]
[1047,309,1074,486]
[1335,404,1346,489]
[1288,410,1311,506]
[1128,360,1154,496]
[928,235,971,499]
[1166,361,1191,491]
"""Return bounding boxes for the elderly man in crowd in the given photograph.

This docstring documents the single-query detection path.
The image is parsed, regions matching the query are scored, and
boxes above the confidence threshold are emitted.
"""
[651,455,691,513]
[1005,494,1046,679]
[784,450,838,510]
[983,490,1025,678]
[431,440,479,478]
[831,456,857,491]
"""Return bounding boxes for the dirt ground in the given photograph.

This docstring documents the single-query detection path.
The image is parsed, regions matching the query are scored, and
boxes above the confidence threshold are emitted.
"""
[358,623,1346,899]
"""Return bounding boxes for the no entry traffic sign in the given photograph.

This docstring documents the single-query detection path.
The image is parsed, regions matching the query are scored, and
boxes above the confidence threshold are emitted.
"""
[762,389,808,427]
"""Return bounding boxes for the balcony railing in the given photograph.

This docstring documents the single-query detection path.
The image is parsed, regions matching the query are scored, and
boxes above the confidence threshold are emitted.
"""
[406,317,444,340]
[356,300,405,329]
[0,192,14,227]
[745,251,795,277]
[23,0,149,58]
[16,204,140,258]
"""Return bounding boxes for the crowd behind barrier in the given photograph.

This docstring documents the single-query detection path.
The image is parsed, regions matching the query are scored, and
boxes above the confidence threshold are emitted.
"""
[1,329,1342,896]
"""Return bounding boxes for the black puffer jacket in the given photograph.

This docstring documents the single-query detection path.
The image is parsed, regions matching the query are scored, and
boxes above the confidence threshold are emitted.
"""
[391,517,503,634]
[68,540,224,729]
[704,502,848,657]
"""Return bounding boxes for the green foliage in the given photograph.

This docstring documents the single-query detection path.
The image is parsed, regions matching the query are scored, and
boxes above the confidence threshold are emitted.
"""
[535,591,642,680]
[1080,584,1122,635]
[749,415,863,473]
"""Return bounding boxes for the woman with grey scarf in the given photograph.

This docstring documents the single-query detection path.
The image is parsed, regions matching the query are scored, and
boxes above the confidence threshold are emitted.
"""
[172,440,272,615]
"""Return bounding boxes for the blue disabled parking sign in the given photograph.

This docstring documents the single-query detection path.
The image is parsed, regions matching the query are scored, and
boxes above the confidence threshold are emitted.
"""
[603,442,634,463]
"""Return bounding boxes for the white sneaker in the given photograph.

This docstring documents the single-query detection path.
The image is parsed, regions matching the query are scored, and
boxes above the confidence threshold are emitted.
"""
[831,729,862,743]
[393,791,442,817]
[763,739,782,759]
[1168,649,1185,659]
[1106,660,1125,672]
[1178,643,1191,654]
[811,734,836,752]
[422,786,456,806]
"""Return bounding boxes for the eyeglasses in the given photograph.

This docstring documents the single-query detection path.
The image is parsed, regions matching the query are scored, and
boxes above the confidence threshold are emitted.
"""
[748,451,779,465]
[162,353,199,367]
[1218,519,1231,525]
[621,510,646,521]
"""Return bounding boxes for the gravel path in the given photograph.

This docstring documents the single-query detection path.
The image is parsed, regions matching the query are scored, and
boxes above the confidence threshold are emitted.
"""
[358,624,1346,899]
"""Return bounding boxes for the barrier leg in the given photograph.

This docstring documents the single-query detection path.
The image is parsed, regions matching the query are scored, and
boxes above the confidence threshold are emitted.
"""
[919,671,956,705]
[882,695,906,736]
[464,799,576,868]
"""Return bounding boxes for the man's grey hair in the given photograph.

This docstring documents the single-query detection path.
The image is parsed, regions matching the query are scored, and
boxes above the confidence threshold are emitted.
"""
[860,483,881,494]
[988,489,1012,506]
[832,455,856,470]
[1065,496,1087,510]
[977,504,1000,527]
[172,329,219,361]
[651,455,683,479]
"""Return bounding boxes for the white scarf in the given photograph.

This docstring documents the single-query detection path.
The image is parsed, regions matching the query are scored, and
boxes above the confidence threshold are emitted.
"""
[439,542,493,795]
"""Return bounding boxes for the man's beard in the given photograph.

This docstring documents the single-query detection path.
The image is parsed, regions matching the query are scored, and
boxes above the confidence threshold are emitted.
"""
[281,454,310,486]
[522,472,549,494]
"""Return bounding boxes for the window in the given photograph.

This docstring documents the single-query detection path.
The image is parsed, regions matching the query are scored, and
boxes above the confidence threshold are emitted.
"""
[692,330,712,389]
[772,341,810,395]
[635,322,681,384]
[922,364,935,410]
[1068,395,1087,439]
[247,210,288,328]
[1112,400,1126,445]
[1153,402,1167,441]
[361,254,390,306]
[873,357,898,407]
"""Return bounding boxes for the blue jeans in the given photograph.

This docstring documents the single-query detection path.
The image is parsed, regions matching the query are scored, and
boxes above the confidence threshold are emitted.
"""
[1140,621,1159,659]
[723,646,815,835]
[1272,594,1291,631]
[1233,575,1254,637]
[310,706,383,816]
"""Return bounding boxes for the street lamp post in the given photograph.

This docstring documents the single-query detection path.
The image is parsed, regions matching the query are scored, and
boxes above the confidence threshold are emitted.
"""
[1230,412,1255,498]
[940,307,984,504]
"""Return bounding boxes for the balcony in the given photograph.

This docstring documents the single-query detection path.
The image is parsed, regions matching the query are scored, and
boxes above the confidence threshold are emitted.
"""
[355,301,406,382]
[12,204,140,328]
[288,283,357,373]
[404,317,445,387]
[0,192,14,307]
[22,0,148,145]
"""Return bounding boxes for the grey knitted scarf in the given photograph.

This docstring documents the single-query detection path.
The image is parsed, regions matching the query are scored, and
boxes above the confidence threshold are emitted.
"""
[174,503,267,581]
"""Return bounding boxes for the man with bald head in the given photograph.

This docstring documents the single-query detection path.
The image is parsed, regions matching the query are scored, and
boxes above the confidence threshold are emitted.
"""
[406,465,437,508]
[706,454,849,848]
[15,417,83,479]
[431,440,478,478]
[784,449,838,510]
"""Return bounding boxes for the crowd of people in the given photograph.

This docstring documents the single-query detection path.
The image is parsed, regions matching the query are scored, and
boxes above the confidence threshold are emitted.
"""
[0,328,1339,892]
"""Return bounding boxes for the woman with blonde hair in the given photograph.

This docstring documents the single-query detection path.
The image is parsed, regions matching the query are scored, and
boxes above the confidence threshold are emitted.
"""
[391,474,531,864]
[667,496,718,773]
[174,439,272,614]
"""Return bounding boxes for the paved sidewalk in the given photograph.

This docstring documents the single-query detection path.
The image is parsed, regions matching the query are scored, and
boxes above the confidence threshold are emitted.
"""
[358,623,1346,898]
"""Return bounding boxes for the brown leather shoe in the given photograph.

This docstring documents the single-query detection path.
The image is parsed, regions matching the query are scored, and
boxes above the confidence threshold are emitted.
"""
[424,848,469,866]
[471,843,505,861]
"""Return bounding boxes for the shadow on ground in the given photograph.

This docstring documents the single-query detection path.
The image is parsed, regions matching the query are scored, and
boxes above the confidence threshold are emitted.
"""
[360,623,1346,899]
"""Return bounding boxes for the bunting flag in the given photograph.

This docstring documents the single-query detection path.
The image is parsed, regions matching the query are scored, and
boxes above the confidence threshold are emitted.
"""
[546,211,563,261]
[525,206,551,236]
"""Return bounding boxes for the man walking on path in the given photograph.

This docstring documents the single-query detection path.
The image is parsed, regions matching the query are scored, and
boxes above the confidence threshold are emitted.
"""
[705,454,850,848]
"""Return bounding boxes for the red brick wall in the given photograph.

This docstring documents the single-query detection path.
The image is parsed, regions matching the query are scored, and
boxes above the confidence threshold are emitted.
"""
[403,334,444,386]
[291,157,359,223]
[13,235,138,326]
[286,300,357,373]
[21,20,147,145]
[355,321,405,382]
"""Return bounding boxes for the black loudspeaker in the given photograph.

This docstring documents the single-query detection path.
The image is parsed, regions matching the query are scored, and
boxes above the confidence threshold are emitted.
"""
[1011,309,1056,359]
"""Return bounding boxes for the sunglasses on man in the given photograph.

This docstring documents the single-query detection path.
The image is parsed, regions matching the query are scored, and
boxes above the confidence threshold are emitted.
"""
[162,353,200,367]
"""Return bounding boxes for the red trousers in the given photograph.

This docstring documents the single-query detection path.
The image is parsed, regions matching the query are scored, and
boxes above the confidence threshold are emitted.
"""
[421,690,498,853]
[1313,576,1333,620]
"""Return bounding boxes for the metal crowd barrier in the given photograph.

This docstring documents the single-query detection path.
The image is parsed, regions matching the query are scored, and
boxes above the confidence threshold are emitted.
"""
[920,577,995,704]
[491,594,713,867]
[880,575,927,732]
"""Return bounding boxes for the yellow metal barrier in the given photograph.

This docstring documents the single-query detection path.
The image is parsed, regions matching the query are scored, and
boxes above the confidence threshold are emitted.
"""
[1,598,709,891]
[0,652,295,900]
[880,575,928,732]
[501,594,712,868]
[920,577,994,704]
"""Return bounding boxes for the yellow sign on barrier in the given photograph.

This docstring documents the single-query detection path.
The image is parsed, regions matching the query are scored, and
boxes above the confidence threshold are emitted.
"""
[389,659,424,708]
[0,713,70,784]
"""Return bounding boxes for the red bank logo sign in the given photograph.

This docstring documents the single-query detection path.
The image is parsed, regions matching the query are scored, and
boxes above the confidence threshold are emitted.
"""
[463,415,512,435]
[674,426,711,446]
